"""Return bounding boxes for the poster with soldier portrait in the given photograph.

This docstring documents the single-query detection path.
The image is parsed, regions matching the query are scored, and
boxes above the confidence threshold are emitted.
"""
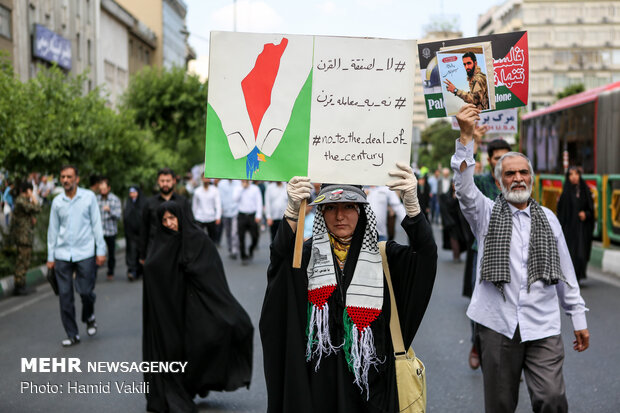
[418,31,529,118]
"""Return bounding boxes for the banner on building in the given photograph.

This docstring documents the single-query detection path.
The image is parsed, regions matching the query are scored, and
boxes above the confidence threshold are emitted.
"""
[418,31,528,118]
[204,31,416,185]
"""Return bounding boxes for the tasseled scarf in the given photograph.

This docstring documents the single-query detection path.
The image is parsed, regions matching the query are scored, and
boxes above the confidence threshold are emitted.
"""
[306,204,384,399]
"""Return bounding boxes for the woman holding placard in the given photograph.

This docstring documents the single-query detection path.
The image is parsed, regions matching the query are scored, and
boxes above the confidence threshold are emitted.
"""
[260,162,437,412]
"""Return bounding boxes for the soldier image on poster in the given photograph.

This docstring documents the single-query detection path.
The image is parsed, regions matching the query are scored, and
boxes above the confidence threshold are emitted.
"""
[444,51,489,110]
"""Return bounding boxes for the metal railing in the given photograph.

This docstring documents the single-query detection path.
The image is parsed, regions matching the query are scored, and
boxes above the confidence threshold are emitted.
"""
[536,174,620,247]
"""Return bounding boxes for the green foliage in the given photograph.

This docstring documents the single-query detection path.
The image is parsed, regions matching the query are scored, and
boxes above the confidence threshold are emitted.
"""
[417,120,461,170]
[0,60,172,194]
[120,66,208,175]
[556,83,584,100]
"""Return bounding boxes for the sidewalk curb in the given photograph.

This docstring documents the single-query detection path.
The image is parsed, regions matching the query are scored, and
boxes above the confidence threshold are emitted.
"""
[589,244,620,279]
[0,238,126,299]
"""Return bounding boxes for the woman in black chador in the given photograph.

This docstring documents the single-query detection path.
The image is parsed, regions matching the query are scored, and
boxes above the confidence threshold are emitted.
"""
[260,163,437,413]
[143,201,253,413]
[557,166,595,283]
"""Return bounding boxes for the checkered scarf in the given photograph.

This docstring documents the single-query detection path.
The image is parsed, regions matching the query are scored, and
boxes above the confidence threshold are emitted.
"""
[306,204,384,398]
[480,194,567,299]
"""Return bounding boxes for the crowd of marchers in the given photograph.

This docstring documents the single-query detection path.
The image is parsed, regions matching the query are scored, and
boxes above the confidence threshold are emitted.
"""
[0,103,596,412]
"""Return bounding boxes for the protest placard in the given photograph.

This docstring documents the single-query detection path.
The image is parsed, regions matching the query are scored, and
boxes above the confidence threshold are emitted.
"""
[437,42,495,116]
[205,31,416,185]
[450,108,518,134]
[418,31,528,118]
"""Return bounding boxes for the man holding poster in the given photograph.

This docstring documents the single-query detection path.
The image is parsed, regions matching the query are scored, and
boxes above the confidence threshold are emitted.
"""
[444,51,489,111]
[452,104,589,413]
[259,163,437,412]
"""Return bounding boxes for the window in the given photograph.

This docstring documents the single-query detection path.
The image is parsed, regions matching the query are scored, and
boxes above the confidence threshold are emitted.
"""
[145,49,150,64]
[76,32,81,60]
[0,5,11,39]
[87,39,91,64]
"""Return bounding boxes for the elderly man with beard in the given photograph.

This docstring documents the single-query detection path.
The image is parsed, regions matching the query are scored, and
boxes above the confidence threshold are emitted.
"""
[451,104,589,413]
[444,51,489,110]
[139,168,190,264]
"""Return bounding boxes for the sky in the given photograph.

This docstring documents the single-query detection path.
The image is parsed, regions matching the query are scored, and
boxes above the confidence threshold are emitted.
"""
[185,0,506,69]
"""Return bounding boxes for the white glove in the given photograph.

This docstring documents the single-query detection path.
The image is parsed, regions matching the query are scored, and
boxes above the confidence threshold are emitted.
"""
[387,162,421,217]
[285,176,313,220]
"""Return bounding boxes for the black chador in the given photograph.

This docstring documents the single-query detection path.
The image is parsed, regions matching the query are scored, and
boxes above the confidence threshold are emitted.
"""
[259,212,437,413]
[143,201,253,413]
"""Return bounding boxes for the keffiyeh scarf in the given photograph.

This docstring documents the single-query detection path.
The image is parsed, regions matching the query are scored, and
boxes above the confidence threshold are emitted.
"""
[306,204,384,398]
[480,194,567,299]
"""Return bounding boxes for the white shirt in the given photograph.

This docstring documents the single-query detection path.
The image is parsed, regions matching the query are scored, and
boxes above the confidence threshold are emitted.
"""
[238,184,263,220]
[192,185,221,223]
[451,139,588,341]
[218,180,242,218]
[366,186,406,239]
[264,182,288,220]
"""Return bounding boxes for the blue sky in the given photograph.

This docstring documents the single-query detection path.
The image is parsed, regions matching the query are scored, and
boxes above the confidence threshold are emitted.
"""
[185,0,506,61]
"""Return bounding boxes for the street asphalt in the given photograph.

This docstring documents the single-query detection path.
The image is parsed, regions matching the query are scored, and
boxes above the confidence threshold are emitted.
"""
[0,223,618,412]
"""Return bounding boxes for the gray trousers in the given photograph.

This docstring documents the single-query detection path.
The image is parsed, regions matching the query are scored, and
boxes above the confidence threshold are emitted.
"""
[55,257,97,339]
[476,324,568,413]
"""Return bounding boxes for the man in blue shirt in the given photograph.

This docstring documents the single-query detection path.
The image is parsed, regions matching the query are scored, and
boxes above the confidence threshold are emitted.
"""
[47,165,106,347]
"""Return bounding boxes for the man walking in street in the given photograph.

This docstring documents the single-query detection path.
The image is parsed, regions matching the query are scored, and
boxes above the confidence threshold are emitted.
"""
[452,104,589,413]
[9,182,41,296]
[97,177,122,281]
[139,168,189,263]
[218,179,242,259]
[237,180,262,265]
[465,133,511,369]
[264,181,287,242]
[47,165,106,347]
[192,177,221,241]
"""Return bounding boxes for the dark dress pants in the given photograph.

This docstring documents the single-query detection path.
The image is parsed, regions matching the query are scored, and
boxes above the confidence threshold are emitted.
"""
[477,324,568,413]
[238,212,258,259]
[55,257,97,338]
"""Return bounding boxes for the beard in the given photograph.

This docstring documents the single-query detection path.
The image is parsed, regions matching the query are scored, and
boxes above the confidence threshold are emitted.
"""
[159,186,173,195]
[502,180,532,204]
[466,67,474,78]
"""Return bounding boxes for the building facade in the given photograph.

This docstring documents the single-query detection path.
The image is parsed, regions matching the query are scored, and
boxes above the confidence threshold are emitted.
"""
[115,0,191,69]
[7,0,99,88]
[478,0,620,108]
[0,0,13,65]
[100,0,156,106]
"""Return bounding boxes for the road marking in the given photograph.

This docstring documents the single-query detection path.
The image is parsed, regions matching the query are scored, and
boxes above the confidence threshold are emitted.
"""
[0,289,54,319]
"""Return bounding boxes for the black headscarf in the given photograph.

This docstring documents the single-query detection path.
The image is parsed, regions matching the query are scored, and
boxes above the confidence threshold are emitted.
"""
[123,186,145,238]
[143,201,253,411]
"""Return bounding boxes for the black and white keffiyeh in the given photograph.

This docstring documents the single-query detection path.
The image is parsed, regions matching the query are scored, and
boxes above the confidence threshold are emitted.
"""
[305,203,384,398]
[480,194,567,298]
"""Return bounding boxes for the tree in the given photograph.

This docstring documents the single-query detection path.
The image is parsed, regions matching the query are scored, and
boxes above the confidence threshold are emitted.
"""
[120,66,208,175]
[417,120,461,171]
[556,83,584,100]
[0,59,170,193]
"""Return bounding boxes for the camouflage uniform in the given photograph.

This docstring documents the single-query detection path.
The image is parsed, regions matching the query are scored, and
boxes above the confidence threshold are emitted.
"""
[456,66,489,110]
[9,194,41,288]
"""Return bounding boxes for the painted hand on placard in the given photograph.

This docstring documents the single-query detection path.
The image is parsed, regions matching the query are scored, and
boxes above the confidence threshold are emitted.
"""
[214,38,310,179]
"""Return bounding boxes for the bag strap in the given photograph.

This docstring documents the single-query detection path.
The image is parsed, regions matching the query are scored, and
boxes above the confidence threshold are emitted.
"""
[378,241,406,355]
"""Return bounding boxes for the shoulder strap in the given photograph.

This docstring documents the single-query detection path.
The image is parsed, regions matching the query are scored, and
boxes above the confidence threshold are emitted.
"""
[378,241,406,354]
